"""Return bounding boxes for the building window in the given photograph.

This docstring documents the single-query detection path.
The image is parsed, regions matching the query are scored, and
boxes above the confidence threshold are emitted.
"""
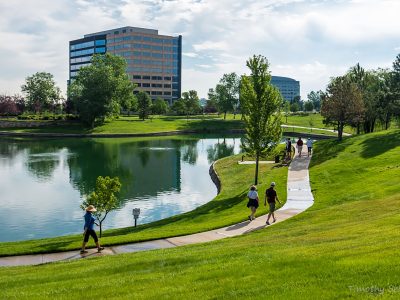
[70,41,95,51]
[151,83,162,88]
[132,75,141,79]
[142,76,150,80]
[95,40,106,46]
[142,83,150,87]
[114,31,119,35]
[164,76,171,81]
[164,84,171,88]
[70,48,95,57]
[164,91,171,95]
[95,47,106,53]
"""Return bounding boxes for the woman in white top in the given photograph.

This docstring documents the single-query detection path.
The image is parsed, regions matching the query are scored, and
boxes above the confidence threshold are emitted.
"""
[246,185,259,221]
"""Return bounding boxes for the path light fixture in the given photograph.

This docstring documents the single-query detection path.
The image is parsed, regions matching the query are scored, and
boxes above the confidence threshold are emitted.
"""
[132,208,141,227]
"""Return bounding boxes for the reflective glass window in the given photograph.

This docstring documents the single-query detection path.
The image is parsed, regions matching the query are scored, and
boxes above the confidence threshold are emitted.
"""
[95,47,106,53]
[95,40,106,46]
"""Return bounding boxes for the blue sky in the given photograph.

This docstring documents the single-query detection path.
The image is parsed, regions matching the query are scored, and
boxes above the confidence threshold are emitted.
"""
[0,0,399,99]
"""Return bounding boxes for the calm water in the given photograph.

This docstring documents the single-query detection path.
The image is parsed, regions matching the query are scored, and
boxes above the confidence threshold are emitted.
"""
[0,135,241,242]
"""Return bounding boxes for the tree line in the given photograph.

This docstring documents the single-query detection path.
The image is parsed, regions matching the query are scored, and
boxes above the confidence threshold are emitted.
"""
[320,54,400,140]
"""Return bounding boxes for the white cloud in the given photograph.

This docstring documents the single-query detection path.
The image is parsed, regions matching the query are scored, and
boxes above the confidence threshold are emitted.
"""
[183,52,199,58]
[0,0,400,100]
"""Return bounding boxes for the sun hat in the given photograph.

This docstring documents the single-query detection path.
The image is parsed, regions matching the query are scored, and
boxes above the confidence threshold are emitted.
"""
[270,182,276,186]
[86,205,97,212]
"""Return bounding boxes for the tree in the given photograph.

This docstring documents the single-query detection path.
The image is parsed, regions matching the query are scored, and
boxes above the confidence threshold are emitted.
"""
[80,176,121,237]
[137,91,152,120]
[307,90,323,111]
[204,97,218,113]
[304,101,314,112]
[182,90,201,119]
[171,98,186,115]
[240,55,283,185]
[210,73,240,119]
[0,95,25,115]
[121,94,138,116]
[321,76,364,141]
[283,100,290,123]
[309,113,315,132]
[21,72,61,113]
[68,53,135,127]
[152,97,169,115]
[290,102,299,112]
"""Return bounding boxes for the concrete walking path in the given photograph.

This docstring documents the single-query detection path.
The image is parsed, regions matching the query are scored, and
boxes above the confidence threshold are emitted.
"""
[0,150,314,267]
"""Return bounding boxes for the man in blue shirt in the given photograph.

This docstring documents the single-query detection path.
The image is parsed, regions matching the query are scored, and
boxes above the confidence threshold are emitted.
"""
[81,205,104,254]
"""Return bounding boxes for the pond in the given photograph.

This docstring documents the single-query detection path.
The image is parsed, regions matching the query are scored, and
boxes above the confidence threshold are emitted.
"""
[0,135,242,242]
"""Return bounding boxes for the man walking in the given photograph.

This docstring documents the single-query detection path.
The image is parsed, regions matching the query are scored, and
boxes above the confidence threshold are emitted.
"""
[296,137,304,157]
[265,182,281,225]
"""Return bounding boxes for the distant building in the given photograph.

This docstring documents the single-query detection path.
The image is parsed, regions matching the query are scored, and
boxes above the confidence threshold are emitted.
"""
[271,76,300,102]
[69,26,182,104]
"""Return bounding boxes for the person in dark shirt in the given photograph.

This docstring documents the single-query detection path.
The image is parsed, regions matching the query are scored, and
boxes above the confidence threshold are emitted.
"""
[286,138,292,160]
[296,137,304,157]
[81,205,104,254]
[264,182,281,225]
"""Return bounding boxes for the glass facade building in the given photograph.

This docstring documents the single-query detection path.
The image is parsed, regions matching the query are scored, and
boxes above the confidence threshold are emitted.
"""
[69,26,182,104]
[271,76,300,102]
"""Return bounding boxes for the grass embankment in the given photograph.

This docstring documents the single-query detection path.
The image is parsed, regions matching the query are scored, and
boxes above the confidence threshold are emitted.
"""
[1,114,340,136]
[0,152,287,257]
[1,130,400,299]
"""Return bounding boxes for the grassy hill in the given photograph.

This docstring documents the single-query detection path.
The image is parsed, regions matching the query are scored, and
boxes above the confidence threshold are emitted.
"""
[1,130,399,299]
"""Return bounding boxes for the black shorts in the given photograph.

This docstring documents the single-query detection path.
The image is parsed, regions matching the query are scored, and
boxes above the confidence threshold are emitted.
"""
[84,229,98,243]
[247,198,259,209]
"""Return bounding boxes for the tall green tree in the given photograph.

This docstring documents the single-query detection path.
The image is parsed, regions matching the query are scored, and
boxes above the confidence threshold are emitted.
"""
[321,76,364,141]
[307,90,323,111]
[241,55,283,185]
[80,176,121,238]
[304,101,314,112]
[283,100,290,123]
[210,73,240,119]
[182,90,201,119]
[152,97,169,115]
[21,72,61,113]
[137,91,152,120]
[68,53,135,127]
[171,98,186,115]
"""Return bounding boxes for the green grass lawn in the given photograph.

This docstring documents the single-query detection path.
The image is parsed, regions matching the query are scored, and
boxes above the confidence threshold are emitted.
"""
[0,150,287,257]
[1,113,338,136]
[1,129,399,299]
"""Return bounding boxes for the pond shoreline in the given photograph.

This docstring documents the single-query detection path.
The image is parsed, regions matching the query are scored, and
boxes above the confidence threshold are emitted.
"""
[0,129,334,139]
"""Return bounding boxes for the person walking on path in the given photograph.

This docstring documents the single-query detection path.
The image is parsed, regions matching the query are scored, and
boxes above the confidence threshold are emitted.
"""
[247,185,259,221]
[296,137,304,157]
[81,205,104,254]
[285,138,292,160]
[265,182,281,225]
[306,138,313,157]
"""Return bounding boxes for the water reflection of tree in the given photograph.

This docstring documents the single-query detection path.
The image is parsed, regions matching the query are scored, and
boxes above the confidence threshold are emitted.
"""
[207,139,235,164]
[180,140,199,165]
[0,138,63,180]
[137,141,150,167]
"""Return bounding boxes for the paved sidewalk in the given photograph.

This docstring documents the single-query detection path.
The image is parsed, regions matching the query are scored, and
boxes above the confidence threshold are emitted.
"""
[0,150,314,267]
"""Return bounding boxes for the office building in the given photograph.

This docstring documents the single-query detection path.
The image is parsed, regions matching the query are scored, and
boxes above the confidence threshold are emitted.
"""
[69,26,182,104]
[271,76,300,102]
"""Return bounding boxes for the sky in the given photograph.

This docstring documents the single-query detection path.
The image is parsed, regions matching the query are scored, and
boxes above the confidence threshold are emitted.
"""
[0,0,399,100]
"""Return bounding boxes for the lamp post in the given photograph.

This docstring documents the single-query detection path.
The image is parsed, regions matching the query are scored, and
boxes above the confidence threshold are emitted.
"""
[132,208,140,227]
